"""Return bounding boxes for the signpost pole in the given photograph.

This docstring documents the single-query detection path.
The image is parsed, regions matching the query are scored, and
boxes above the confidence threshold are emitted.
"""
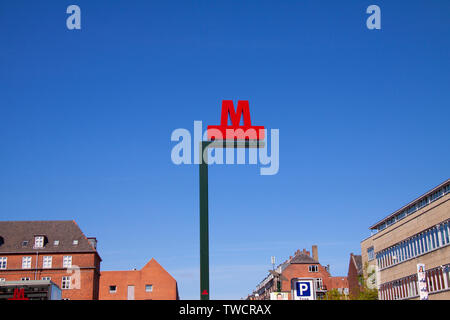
[199,141,210,300]
[198,101,266,300]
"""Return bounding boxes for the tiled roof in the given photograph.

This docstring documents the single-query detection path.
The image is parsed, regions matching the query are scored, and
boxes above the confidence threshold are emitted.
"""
[0,220,97,254]
[290,252,318,264]
[352,254,363,275]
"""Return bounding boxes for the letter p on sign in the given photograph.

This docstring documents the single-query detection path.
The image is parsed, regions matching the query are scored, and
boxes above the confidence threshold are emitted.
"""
[296,281,311,297]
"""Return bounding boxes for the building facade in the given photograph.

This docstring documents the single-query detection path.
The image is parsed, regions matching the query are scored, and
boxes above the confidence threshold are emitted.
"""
[0,220,101,300]
[347,253,363,298]
[99,258,179,300]
[247,246,348,300]
[361,179,450,300]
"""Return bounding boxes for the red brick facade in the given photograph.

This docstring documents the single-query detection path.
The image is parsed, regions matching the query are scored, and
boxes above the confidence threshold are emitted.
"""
[249,247,349,300]
[347,253,363,298]
[280,263,348,298]
[0,252,101,300]
[0,221,102,300]
[99,258,178,300]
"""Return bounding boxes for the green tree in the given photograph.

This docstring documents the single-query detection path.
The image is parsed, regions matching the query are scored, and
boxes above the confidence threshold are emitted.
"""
[323,289,346,300]
[351,262,378,300]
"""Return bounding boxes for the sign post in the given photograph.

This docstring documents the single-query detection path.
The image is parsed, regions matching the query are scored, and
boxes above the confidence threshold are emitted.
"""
[199,141,212,300]
[198,100,265,300]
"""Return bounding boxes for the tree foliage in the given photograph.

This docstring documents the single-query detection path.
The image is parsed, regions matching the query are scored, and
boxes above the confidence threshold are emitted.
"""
[350,262,379,300]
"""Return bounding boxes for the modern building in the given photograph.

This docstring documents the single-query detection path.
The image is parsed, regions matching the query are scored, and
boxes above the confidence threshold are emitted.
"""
[246,246,348,300]
[99,258,179,300]
[0,220,101,300]
[361,179,450,300]
[347,253,363,298]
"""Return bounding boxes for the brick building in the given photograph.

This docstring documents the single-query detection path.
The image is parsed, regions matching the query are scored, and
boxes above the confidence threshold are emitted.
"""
[247,245,348,300]
[99,258,179,300]
[347,253,363,298]
[0,220,101,300]
[361,179,450,300]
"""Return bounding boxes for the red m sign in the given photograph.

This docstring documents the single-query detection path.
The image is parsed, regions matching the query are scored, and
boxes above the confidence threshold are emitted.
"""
[8,288,29,300]
[207,100,264,141]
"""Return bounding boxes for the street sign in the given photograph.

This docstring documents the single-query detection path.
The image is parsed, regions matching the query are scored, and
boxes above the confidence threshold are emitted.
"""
[198,100,266,300]
[207,100,265,141]
[294,280,315,300]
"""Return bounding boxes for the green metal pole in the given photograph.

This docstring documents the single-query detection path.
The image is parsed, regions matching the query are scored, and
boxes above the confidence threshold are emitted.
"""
[199,141,210,300]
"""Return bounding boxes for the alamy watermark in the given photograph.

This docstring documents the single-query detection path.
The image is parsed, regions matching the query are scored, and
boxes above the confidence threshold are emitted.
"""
[170,121,279,176]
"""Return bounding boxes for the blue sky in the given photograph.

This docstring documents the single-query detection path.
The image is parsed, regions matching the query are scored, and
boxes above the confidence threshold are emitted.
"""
[1,1,449,299]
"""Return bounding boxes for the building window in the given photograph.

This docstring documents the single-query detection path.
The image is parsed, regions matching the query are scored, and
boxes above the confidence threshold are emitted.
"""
[0,257,7,270]
[43,256,52,268]
[42,277,51,281]
[62,276,71,289]
[34,236,44,248]
[73,240,78,245]
[22,256,32,269]
[315,278,323,290]
[367,247,375,261]
[54,240,59,246]
[376,219,450,270]
[308,265,318,272]
[21,277,30,281]
[63,256,72,268]
[109,285,117,293]
[145,284,153,292]
[0,278,5,282]
[22,240,28,247]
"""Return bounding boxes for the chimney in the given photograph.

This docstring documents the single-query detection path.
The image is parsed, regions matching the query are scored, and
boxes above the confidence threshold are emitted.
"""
[87,237,97,250]
[312,245,318,262]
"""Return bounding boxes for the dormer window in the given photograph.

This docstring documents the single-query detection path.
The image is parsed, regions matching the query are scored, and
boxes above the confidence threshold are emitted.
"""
[22,240,29,247]
[73,240,78,245]
[34,236,44,248]
[0,236,4,247]
[54,240,59,246]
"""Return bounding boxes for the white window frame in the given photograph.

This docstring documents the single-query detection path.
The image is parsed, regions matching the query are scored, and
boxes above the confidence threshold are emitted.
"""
[43,256,52,268]
[308,265,318,272]
[34,236,44,248]
[21,277,30,281]
[63,256,72,268]
[109,285,117,293]
[0,278,5,282]
[42,276,51,281]
[22,256,32,269]
[62,276,71,289]
[145,284,153,292]
[0,257,7,270]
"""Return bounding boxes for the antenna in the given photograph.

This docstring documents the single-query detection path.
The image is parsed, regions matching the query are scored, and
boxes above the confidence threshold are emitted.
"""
[271,256,275,271]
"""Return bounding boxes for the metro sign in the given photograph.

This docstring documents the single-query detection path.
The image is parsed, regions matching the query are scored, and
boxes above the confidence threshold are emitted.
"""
[207,100,265,141]
[8,288,29,300]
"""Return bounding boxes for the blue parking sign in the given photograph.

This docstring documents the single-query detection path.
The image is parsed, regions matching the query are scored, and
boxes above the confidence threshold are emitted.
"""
[296,281,312,298]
